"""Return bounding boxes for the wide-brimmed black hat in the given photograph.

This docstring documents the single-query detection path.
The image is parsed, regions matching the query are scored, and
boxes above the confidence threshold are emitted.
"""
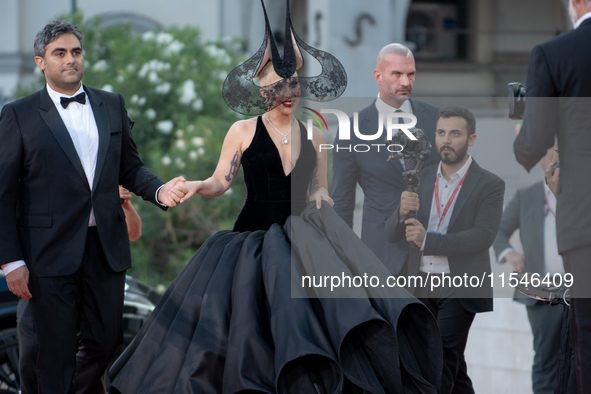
[222,0,347,116]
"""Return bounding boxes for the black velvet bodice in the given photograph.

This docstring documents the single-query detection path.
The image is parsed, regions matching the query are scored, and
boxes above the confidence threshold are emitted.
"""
[233,116,316,232]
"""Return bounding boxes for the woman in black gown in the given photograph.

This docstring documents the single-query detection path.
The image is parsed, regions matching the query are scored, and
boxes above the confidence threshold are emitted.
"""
[109,2,442,392]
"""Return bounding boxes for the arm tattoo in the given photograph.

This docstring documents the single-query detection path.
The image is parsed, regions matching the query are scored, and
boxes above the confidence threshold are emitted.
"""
[225,151,239,182]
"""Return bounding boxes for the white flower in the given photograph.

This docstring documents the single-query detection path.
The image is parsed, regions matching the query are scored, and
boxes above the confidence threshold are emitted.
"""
[156,32,174,45]
[142,31,156,42]
[192,98,204,112]
[126,64,136,73]
[130,95,139,104]
[116,75,125,83]
[206,44,230,65]
[155,82,171,94]
[92,59,108,72]
[145,109,157,120]
[138,97,147,106]
[167,40,184,55]
[197,147,205,156]
[102,84,113,92]
[175,139,186,151]
[156,120,174,135]
[139,60,169,77]
[178,79,197,105]
[162,155,171,166]
[175,130,184,138]
[226,187,234,195]
[148,71,160,84]
[189,150,198,160]
[191,137,204,147]
[174,157,186,169]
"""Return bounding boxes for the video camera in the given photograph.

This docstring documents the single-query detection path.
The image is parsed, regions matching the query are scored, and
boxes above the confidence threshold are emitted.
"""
[508,82,526,120]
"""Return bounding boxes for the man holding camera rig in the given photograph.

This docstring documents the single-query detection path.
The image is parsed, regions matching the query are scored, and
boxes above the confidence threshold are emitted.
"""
[513,1,591,392]
[331,43,439,276]
[386,106,505,394]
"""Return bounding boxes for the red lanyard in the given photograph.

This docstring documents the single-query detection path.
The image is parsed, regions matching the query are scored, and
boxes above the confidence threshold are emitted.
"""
[434,164,471,230]
[544,192,555,218]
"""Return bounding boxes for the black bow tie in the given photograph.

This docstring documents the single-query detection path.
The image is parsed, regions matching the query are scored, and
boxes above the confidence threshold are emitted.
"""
[60,92,86,109]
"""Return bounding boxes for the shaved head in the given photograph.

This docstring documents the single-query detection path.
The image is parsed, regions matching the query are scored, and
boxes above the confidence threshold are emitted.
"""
[377,43,413,67]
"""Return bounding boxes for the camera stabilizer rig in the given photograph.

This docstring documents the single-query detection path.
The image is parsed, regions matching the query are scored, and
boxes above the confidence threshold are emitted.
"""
[387,127,431,191]
[386,127,432,218]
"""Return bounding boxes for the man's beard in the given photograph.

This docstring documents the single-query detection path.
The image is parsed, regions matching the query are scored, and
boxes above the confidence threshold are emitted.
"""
[439,144,468,165]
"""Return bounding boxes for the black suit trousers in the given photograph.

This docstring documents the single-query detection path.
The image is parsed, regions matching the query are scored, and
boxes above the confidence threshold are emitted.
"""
[563,245,591,394]
[24,228,125,394]
[416,283,476,394]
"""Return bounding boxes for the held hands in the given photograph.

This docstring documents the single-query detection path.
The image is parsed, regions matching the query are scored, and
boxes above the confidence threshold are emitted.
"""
[177,181,203,204]
[119,185,133,208]
[399,191,420,219]
[6,266,32,300]
[310,188,333,210]
[504,251,526,273]
[404,218,426,248]
[158,176,187,207]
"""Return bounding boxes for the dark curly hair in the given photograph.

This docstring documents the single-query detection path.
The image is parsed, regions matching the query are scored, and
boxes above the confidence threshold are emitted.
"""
[34,20,84,58]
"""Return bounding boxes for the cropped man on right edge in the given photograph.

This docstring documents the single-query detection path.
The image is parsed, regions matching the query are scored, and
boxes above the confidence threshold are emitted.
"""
[513,1,591,392]
[331,43,439,275]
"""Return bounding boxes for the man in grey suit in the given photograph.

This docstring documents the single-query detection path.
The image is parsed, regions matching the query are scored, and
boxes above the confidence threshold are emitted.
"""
[386,106,505,394]
[513,1,591,391]
[493,149,565,394]
[332,43,439,275]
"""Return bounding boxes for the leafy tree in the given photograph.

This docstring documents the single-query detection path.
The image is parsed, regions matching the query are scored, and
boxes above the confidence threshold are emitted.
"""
[18,13,247,287]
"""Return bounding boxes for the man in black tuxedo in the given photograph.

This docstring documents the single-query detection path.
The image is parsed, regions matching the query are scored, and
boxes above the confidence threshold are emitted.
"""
[331,43,439,275]
[513,1,591,392]
[386,106,505,394]
[0,21,185,392]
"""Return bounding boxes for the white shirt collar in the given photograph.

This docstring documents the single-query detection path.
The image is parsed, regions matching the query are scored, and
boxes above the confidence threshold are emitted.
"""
[574,11,591,29]
[46,84,85,108]
[375,94,412,116]
[437,155,473,182]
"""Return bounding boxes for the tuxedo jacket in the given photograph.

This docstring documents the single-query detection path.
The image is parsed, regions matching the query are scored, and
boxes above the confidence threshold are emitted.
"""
[331,99,440,275]
[385,160,505,313]
[514,18,591,254]
[0,86,165,277]
[493,181,549,306]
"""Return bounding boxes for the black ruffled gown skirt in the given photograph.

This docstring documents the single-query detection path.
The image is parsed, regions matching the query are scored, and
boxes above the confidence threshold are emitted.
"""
[109,203,442,393]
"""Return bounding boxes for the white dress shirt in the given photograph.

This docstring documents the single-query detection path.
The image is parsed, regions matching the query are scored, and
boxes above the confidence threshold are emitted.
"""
[420,156,473,274]
[375,95,413,169]
[542,183,564,275]
[574,11,591,29]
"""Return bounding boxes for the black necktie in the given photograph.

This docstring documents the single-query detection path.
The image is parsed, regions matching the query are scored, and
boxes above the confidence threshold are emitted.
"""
[60,92,86,109]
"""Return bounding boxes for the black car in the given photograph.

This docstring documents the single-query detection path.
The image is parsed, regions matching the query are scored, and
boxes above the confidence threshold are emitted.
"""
[0,273,160,392]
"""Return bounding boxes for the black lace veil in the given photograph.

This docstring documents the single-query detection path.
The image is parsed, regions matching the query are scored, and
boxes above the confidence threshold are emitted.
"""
[222,0,347,116]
